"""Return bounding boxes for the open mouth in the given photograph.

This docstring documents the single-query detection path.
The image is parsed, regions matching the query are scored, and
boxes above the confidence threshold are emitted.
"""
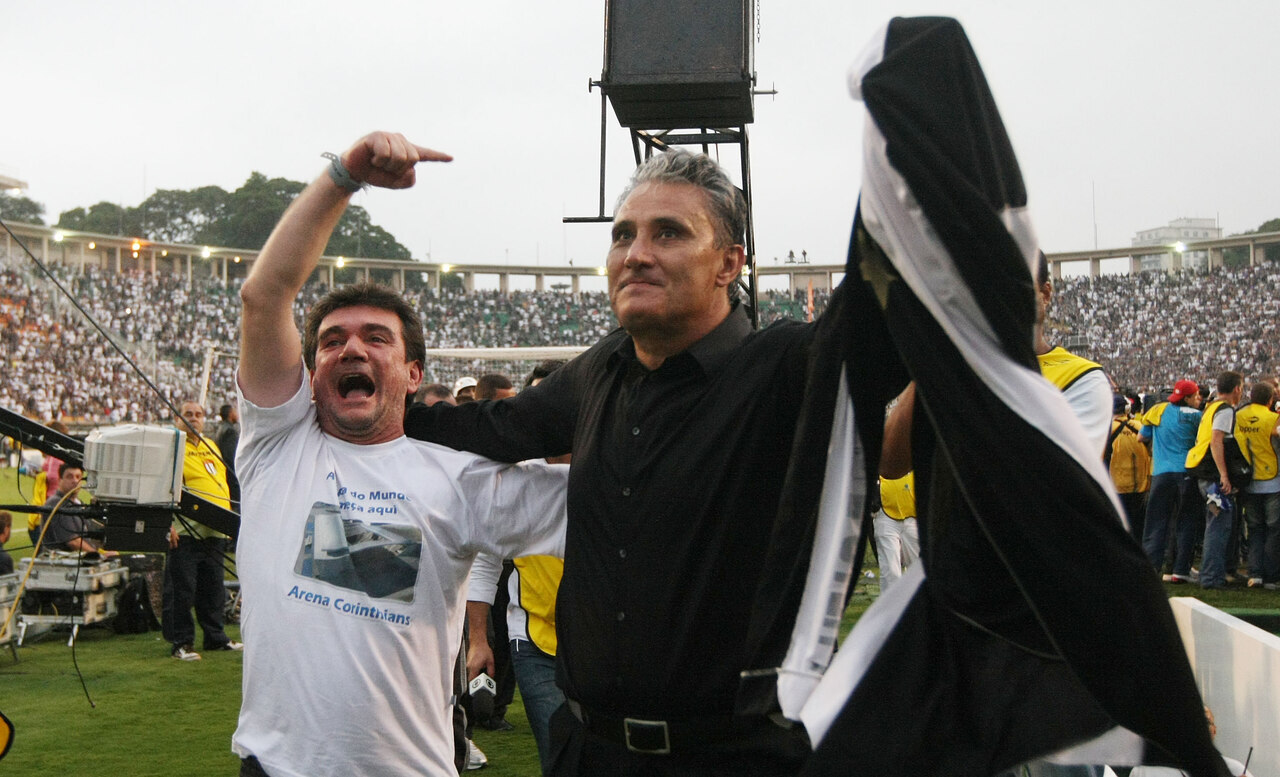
[337,374,376,399]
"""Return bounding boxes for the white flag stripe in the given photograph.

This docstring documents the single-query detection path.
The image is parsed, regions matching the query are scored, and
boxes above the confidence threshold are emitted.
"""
[774,366,863,719]
[801,561,925,744]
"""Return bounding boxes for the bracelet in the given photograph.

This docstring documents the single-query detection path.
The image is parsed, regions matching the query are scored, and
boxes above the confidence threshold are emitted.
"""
[322,152,365,193]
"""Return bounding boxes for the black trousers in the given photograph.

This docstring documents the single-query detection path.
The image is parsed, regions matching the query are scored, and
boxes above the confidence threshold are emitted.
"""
[162,535,230,649]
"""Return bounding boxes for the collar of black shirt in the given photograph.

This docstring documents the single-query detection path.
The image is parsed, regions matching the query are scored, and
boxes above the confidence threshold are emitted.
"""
[609,302,753,376]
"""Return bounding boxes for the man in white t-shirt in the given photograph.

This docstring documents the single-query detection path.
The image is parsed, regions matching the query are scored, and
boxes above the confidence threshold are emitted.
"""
[232,131,568,777]
[1034,252,1112,453]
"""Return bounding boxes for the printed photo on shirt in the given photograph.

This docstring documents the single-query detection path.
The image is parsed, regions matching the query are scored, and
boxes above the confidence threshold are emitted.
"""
[292,501,421,602]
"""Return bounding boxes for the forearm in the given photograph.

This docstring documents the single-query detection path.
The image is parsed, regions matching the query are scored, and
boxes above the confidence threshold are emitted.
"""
[405,370,576,461]
[880,382,916,479]
[466,600,491,646]
[244,174,351,306]
[238,132,451,407]
[465,600,496,680]
[238,173,349,406]
[1210,433,1229,480]
[67,536,96,553]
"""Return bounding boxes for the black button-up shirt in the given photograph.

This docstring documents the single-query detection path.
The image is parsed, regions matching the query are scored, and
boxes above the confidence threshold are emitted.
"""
[405,304,816,717]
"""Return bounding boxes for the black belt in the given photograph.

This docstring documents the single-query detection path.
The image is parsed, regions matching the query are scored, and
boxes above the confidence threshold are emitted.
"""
[566,699,780,756]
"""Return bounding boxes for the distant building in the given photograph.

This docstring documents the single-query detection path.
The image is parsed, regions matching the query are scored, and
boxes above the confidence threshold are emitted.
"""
[1132,217,1222,271]
[0,171,28,194]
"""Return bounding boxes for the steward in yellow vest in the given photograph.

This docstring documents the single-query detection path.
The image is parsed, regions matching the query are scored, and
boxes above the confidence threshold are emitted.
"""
[1038,347,1103,394]
[1033,252,1113,453]
[1236,382,1280,588]
[1234,386,1280,483]
[1106,394,1151,542]
[1107,414,1150,494]
[1184,372,1246,494]
[879,471,916,520]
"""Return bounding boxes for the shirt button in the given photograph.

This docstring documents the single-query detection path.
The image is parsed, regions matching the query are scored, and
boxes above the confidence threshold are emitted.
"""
[631,426,640,436]
[618,548,626,559]
[621,487,631,497]
[616,611,626,622]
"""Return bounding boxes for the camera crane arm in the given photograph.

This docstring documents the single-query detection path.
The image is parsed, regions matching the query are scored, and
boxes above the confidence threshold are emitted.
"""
[0,406,239,540]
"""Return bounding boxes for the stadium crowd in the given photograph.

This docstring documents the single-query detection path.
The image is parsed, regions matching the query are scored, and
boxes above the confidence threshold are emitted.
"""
[0,256,841,425]
[5,254,1280,426]
[1052,265,1280,392]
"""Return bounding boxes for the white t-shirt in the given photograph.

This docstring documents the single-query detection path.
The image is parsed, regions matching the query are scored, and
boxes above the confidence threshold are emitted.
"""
[231,370,567,777]
[1212,404,1235,436]
[1063,369,1114,455]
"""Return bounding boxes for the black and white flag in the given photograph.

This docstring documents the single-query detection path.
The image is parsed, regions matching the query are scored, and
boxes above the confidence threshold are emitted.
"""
[741,17,1227,777]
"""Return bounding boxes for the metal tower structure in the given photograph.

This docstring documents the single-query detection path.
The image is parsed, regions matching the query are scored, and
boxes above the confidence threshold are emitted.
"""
[564,0,765,325]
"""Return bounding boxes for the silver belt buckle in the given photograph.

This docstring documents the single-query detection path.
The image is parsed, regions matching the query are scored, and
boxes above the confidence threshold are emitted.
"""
[623,717,671,755]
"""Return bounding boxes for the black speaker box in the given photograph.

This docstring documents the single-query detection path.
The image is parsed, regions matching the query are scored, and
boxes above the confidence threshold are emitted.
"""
[602,0,754,128]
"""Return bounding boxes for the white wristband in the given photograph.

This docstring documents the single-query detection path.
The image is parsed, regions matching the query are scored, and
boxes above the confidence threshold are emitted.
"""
[322,152,364,193]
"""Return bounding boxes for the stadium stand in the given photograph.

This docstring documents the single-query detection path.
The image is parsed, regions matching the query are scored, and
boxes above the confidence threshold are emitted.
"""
[1052,266,1280,391]
[0,254,834,423]
[6,250,1279,425]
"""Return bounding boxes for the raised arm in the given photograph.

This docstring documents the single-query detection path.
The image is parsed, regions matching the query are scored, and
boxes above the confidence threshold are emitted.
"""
[238,132,451,406]
[880,382,916,479]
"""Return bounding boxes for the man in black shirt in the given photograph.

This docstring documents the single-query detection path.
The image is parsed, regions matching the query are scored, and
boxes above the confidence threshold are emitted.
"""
[406,151,837,775]
[214,403,240,506]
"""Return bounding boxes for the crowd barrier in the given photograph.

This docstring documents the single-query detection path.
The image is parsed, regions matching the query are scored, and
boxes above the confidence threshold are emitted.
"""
[1170,597,1279,777]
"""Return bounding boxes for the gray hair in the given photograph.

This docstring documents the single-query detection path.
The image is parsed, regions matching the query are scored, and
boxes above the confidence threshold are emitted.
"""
[615,150,747,249]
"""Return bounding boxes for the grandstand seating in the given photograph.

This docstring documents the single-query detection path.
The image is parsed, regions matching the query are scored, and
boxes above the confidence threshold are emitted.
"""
[0,257,832,424]
[6,252,1275,426]
[1052,265,1280,391]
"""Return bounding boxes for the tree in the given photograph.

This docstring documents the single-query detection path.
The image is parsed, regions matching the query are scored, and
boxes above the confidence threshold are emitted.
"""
[51,173,414,257]
[137,186,229,244]
[0,193,46,225]
[57,201,143,236]
[1224,218,1280,265]
[212,173,306,250]
[326,204,411,259]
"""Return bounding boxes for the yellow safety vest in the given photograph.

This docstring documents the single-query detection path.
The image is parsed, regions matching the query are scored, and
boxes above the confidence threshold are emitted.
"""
[511,555,563,655]
[1234,402,1279,481]
[178,437,231,538]
[1038,347,1103,391]
[1108,418,1151,493]
[879,472,916,520]
[1185,401,1228,470]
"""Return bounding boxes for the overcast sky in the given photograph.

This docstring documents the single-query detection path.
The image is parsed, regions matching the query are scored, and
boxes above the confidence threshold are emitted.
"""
[4,1,1277,281]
